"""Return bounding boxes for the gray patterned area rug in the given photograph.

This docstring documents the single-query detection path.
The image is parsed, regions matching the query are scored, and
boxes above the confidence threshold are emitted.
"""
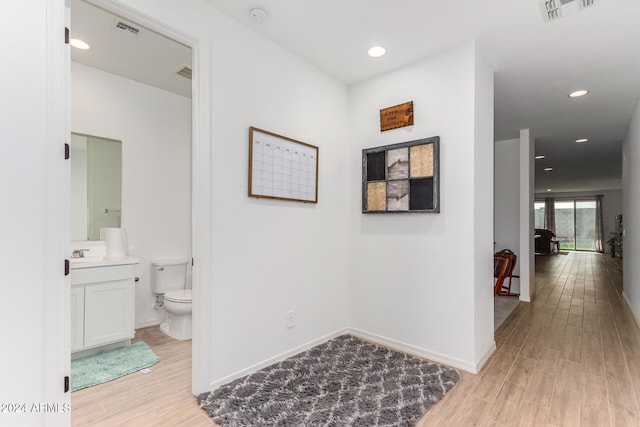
[197,335,460,426]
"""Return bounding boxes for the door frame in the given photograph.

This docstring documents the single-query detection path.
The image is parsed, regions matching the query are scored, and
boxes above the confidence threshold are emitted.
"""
[60,0,214,395]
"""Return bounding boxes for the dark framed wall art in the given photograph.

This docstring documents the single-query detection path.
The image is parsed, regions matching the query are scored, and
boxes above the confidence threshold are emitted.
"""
[362,136,440,213]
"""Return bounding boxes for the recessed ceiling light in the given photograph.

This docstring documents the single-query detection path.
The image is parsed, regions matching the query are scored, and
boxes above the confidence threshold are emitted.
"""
[547,189,552,192]
[568,90,589,98]
[368,46,386,58]
[544,167,553,171]
[575,138,588,143]
[535,155,545,160]
[69,38,90,50]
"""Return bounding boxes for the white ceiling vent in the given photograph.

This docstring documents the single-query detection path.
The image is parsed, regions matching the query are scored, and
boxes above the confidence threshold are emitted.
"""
[540,0,598,22]
[115,21,140,35]
[175,65,192,80]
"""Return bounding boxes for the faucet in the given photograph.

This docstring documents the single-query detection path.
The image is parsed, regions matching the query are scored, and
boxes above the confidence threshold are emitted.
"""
[71,249,90,258]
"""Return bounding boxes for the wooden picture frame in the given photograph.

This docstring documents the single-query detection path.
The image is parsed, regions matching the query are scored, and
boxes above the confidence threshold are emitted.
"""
[362,136,440,213]
[248,127,319,203]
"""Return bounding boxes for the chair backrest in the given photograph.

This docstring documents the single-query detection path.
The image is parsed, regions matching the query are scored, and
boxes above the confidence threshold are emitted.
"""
[501,249,517,276]
[494,250,512,279]
[494,249,517,278]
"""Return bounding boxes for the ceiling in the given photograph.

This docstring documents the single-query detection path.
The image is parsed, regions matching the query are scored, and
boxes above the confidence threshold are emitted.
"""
[71,0,640,193]
[70,0,192,98]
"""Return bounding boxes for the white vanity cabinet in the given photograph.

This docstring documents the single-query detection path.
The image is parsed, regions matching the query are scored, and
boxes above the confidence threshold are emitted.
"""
[70,286,85,352]
[70,262,137,354]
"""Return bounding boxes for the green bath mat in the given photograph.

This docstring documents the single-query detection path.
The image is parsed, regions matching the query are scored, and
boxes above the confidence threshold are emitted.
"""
[71,342,160,392]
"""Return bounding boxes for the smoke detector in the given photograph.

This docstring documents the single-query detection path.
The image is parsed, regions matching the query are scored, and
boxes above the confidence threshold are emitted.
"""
[539,0,598,23]
[249,8,268,24]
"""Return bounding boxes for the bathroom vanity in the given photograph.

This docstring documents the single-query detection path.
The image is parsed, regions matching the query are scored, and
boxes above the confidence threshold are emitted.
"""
[70,257,139,358]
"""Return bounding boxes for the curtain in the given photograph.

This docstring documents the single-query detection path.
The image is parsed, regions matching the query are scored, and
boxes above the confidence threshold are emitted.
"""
[544,197,556,234]
[595,195,605,253]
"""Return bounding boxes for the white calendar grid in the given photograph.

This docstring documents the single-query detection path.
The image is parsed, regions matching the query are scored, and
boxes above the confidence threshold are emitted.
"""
[250,130,317,202]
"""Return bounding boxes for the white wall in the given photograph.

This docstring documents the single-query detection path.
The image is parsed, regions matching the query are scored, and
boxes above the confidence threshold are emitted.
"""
[347,43,495,372]
[495,138,521,279]
[623,100,640,322]
[71,62,192,328]
[472,50,495,360]
[117,0,351,389]
[520,130,535,300]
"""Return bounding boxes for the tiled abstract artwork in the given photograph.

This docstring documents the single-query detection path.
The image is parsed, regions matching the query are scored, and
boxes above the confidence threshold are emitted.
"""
[362,136,439,213]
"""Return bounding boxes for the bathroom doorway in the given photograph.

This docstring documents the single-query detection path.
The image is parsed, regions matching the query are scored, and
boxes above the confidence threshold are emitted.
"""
[69,0,195,415]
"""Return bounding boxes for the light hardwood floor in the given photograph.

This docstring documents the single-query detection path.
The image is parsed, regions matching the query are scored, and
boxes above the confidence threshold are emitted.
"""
[71,327,214,427]
[72,252,640,426]
[419,252,640,426]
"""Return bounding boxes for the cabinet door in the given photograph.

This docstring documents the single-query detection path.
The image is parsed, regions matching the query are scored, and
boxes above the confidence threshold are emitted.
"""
[70,287,85,352]
[84,279,134,348]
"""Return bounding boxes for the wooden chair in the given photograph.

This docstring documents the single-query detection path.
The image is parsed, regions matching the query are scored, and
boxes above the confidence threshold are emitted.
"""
[494,249,520,297]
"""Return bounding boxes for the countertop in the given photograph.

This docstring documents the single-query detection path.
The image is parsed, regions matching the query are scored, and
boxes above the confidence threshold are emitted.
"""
[70,256,140,270]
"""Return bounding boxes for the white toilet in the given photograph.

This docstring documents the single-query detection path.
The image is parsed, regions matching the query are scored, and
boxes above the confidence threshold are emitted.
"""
[151,258,192,340]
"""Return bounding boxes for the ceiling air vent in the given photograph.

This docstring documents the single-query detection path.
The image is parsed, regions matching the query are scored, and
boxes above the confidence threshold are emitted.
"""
[175,65,192,80]
[540,0,598,23]
[115,21,140,35]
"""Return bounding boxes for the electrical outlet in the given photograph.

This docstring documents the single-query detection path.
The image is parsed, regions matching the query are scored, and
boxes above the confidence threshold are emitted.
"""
[286,310,295,328]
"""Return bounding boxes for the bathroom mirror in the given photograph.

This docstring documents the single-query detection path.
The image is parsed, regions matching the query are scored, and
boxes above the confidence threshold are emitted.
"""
[70,132,122,241]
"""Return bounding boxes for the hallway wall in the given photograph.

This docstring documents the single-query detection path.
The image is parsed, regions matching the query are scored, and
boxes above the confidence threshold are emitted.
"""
[495,138,521,278]
[347,43,495,372]
[623,99,640,322]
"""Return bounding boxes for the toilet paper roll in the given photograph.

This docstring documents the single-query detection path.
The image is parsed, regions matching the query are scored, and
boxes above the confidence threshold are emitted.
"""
[104,228,128,259]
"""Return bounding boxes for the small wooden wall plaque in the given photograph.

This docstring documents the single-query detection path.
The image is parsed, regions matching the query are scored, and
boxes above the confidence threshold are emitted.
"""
[380,101,414,132]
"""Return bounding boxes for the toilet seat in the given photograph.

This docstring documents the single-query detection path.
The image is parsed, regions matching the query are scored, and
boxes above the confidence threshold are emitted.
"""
[165,289,192,303]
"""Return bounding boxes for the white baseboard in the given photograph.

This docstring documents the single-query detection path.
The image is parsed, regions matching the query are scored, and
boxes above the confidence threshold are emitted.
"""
[348,328,494,374]
[206,327,495,392]
[208,328,349,390]
[475,340,497,372]
[135,320,161,330]
[622,292,640,332]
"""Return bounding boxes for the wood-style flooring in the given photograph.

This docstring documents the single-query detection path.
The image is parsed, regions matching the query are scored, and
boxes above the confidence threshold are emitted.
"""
[419,252,640,426]
[71,327,213,426]
[72,252,640,426]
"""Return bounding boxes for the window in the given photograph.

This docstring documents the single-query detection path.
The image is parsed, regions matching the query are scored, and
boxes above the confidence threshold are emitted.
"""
[534,201,545,229]
[575,200,597,251]
[554,201,575,250]
[554,199,597,251]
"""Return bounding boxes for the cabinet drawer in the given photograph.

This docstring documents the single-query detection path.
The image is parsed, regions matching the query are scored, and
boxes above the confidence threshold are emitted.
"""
[71,264,135,285]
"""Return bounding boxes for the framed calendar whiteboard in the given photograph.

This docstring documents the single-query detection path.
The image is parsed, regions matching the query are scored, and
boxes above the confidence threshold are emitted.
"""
[248,127,318,203]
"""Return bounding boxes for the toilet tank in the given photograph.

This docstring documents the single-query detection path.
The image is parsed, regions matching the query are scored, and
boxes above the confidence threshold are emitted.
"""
[151,258,188,294]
